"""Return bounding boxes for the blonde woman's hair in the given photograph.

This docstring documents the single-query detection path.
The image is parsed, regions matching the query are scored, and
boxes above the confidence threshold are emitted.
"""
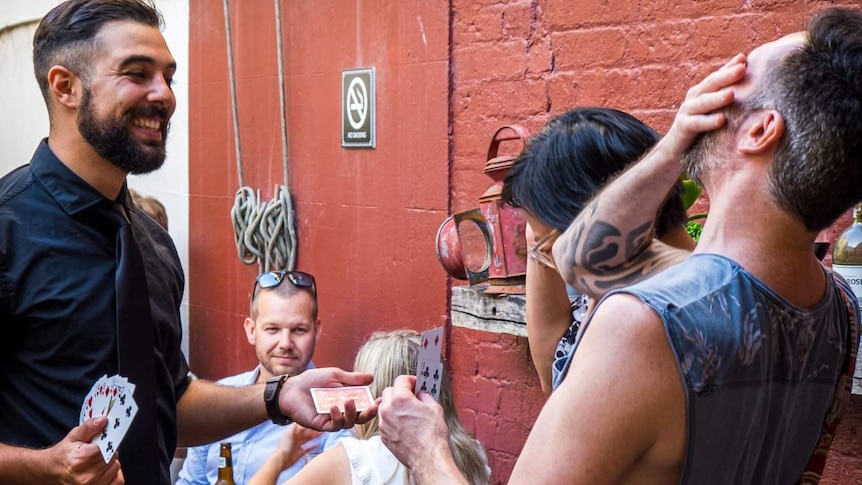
[353,329,490,485]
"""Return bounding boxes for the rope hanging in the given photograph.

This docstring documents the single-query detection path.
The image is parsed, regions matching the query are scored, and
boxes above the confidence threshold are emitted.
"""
[224,0,298,273]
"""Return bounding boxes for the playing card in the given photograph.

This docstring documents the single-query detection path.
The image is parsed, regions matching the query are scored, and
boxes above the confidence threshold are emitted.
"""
[96,375,127,420]
[95,377,116,419]
[417,327,443,368]
[98,378,119,418]
[80,374,109,425]
[95,384,138,463]
[415,327,444,401]
[415,359,444,402]
[310,386,375,414]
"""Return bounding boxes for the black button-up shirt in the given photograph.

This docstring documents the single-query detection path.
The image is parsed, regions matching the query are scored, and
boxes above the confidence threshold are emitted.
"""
[0,140,190,484]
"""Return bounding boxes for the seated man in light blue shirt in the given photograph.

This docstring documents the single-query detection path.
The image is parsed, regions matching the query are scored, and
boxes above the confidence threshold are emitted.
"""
[177,271,351,484]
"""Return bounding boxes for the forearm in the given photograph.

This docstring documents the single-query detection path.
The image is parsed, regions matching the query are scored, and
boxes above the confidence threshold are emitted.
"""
[525,260,574,394]
[411,443,468,485]
[0,444,50,484]
[176,379,267,447]
[553,141,684,298]
[247,453,288,485]
[553,54,747,298]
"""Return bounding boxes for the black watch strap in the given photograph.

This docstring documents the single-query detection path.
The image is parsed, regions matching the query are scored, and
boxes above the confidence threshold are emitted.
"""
[264,374,292,426]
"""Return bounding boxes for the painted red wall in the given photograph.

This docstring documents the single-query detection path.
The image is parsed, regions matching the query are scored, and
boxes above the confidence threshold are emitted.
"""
[188,1,862,483]
[188,0,450,376]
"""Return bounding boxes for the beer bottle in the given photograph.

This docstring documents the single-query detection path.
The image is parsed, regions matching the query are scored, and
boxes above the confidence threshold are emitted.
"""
[215,442,236,485]
[832,203,862,306]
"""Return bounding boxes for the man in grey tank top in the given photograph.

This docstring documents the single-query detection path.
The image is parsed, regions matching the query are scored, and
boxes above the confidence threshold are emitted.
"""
[538,7,862,484]
[375,7,862,485]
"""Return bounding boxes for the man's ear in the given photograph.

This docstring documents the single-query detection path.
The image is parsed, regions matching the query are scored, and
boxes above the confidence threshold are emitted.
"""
[47,65,82,110]
[243,317,256,345]
[314,318,323,344]
[738,110,785,155]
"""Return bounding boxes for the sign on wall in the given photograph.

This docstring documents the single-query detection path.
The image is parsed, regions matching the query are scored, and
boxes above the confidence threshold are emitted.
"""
[342,68,376,148]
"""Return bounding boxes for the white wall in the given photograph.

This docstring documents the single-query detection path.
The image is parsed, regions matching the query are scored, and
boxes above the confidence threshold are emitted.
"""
[0,1,191,358]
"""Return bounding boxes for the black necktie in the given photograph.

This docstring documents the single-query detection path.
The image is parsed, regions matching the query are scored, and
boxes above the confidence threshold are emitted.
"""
[111,203,159,482]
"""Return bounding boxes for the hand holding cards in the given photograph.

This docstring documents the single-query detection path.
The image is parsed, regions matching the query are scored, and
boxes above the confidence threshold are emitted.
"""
[79,374,139,463]
[415,327,444,402]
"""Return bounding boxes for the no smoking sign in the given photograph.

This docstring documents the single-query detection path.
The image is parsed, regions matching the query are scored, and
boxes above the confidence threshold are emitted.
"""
[342,68,375,148]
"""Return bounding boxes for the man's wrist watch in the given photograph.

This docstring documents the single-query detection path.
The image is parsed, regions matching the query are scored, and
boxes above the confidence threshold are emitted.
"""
[264,374,292,426]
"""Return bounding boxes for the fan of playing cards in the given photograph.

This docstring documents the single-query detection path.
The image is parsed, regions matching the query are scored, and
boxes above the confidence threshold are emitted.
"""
[80,374,139,463]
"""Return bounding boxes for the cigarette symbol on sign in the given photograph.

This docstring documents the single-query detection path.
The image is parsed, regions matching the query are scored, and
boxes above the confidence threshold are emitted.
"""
[347,77,368,130]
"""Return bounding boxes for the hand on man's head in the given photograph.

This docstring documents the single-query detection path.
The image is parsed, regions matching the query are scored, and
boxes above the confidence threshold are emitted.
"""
[662,53,748,161]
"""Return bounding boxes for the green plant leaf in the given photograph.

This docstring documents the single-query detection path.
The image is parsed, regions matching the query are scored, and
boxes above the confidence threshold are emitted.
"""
[685,220,703,241]
[682,179,702,210]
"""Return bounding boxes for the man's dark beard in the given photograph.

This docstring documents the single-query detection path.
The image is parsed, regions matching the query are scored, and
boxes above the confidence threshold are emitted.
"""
[77,87,169,175]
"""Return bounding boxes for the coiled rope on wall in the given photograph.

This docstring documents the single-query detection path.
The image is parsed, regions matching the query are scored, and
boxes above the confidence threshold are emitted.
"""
[224,0,298,273]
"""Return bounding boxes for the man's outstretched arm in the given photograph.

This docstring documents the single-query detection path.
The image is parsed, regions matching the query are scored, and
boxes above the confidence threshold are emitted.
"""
[177,367,375,447]
[553,54,748,299]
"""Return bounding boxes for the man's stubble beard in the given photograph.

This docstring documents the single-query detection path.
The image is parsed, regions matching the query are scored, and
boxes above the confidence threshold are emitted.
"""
[681,109,743,186]
[682,99,763,187]
[682,131,724,187]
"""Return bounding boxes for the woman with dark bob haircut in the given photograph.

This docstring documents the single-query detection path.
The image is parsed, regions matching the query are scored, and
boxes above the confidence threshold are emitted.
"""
[501,107,695,393]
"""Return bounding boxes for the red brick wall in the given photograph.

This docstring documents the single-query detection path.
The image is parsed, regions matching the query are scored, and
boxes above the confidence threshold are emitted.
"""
[450,327,544,479]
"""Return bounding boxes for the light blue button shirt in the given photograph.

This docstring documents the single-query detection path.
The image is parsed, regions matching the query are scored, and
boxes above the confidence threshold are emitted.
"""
[176,365,352,485]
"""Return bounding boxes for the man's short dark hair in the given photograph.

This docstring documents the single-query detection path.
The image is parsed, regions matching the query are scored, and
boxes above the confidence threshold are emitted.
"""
[33,0,163,114]
[501,107,687,238]
[759,7,862,231]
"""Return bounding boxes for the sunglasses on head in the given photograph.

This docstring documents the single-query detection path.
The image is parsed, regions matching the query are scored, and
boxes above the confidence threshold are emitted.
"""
[253,270,317,296]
